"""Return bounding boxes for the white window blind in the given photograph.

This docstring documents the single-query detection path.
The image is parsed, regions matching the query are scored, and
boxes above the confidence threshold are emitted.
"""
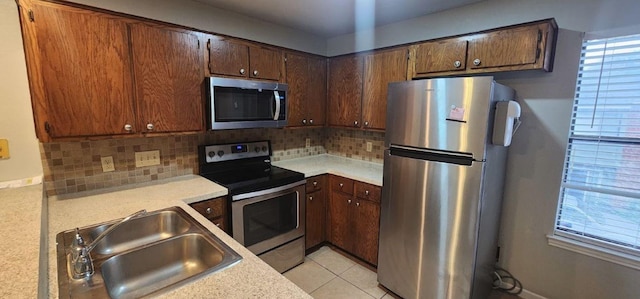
[555,33,640,256]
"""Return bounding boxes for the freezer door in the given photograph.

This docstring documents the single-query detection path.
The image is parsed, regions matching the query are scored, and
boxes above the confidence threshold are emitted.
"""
[378,149,485,299]
[385,76,496,159]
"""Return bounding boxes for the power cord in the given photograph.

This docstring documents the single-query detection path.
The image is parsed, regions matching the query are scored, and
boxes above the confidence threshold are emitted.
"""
[492,267,523,295]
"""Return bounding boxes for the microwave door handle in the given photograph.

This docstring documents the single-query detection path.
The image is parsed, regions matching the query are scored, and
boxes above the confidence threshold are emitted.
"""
[273,90,281,120]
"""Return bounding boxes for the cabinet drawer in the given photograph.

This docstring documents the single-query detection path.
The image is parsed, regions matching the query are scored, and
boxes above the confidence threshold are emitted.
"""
[306,175,326,193]
[330,176,354,195]
[355,181,381,202]
[190,197,225,219]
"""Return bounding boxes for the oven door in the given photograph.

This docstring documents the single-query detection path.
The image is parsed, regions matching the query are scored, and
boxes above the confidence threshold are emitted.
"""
[231,181,305,255]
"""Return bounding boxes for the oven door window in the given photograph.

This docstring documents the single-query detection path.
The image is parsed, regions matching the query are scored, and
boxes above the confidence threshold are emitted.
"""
[214,87,284,122]
[243,191,298,247]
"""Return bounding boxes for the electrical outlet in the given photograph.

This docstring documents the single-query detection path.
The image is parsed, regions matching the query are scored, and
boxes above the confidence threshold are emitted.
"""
[135,150,160,167]
[0,139,9,159]
[101,156,115,172]
[305,138,311,148]
[366,142,373,152]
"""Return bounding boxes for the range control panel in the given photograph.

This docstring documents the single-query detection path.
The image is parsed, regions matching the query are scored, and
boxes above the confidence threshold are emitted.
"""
[203,141,270,163]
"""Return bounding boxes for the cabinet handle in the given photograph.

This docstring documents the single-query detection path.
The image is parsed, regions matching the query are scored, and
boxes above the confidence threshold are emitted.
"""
[473,58,481,66]
[146,123,154,131]
[454,60,462,68]
[253,70,259,76]
[309,119,314,124]
[364,121,369,127]
[124,124,132,132]
[365,190,370,196]
[348,199,351,204]
[356,202,360,207]
[313,181,318,187]
[205,207,212,214]
[354,121,359,127]
[239,68,246,75]
[302,119,307,124]
[309,196,313,201]
[215,223,221,227]
[339,183,344,188]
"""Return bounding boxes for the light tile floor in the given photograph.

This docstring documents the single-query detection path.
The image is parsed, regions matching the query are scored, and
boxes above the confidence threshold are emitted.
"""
[283,246,389,299]
[284,246,520,299]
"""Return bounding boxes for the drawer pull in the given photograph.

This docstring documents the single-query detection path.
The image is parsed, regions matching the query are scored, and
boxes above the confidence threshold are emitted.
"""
[313,181,318,187]
[365,190,370,196]
[205,207,212,214]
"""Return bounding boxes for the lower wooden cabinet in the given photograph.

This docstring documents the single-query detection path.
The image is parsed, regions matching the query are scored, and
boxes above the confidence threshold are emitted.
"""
[189,196,228,233]
[327,175,381,265]
[305,175,327,249]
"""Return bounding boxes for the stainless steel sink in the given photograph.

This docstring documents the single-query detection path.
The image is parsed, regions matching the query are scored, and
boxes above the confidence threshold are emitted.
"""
[87,210,191,255]
[101,234,226,299]
[56,206,242,299]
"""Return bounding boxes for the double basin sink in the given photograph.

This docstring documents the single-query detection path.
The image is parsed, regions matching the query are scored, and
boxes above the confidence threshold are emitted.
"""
[56,206,242,298]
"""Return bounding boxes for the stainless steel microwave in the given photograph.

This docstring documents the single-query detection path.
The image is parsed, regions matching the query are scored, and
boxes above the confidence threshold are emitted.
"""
[207,77,288,130]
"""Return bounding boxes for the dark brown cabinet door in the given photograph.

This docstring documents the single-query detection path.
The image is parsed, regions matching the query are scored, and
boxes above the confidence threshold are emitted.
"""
[467,24,543,69]
[362,48,408,130]
[286,53,327,127]
[208,36,249,78]
[29,3,136,138]
[249,46,282,81]
[353,199,380,265]
[285,53,308,127]
[328,191,352,251]
[130,24,204,133]
[306,188,326,249]
[307,56,327,126]
[328,55,364,128]
[413,39,468,74]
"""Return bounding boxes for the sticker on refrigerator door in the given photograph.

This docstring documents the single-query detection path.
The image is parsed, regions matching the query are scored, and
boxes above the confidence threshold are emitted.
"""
[446,105,466,123]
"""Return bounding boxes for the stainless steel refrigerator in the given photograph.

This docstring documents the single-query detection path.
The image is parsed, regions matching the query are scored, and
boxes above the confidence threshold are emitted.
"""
[378,76,515,299]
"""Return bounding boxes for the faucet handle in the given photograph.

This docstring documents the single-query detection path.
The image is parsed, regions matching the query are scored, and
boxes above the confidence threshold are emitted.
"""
[72,247,94,279]
[72,228,85,247]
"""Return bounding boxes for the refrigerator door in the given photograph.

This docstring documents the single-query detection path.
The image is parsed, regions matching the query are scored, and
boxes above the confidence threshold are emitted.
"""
[385,76,495,159]
[378,148,485,299]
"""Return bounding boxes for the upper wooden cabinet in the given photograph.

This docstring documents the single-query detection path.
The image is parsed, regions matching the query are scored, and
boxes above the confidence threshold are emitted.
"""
[362,48,408,130]
[328,48,407,130]
[19,1,205,141]
[285,52,326,127]
[409,19,557,78]
[410,39,468,76]
[208,36,284,81]
[129,23,204,133]
[327,55,364,128]
[20,2,137,139]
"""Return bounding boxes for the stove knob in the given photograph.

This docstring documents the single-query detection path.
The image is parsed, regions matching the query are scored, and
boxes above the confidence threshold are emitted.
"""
[255,147,260,153]
[261,146,267,152]
[207,151,215,158]
[217,150,224,157]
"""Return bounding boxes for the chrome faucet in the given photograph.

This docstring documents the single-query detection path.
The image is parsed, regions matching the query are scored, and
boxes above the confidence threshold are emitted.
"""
[69,209,147,279]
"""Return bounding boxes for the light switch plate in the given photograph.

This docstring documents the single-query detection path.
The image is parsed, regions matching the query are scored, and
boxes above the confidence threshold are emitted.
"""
[305,138,311,148]
[366,142,373,152]
[0,139,9,159]
[101,156,115,172]
[135,150,160,167]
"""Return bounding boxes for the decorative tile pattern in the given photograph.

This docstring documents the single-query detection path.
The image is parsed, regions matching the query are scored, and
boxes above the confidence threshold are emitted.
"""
[40,128,328,196]
[325,128,385,163]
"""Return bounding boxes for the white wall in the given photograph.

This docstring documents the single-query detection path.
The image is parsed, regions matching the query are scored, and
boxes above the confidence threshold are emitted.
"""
[0,0,43,183]
[327,0,640,56]
[65,0,326,55]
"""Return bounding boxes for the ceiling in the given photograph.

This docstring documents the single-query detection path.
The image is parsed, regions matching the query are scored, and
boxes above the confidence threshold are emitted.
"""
[193,0,484,38]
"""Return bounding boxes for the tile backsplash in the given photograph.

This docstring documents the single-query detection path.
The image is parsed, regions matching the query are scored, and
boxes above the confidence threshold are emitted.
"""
[40,127,381,196]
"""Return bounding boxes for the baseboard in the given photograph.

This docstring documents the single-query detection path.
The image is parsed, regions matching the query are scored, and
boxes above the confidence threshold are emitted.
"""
[499,282,548,299]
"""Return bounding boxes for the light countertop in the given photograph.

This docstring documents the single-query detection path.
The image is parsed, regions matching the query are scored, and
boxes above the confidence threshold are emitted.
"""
[0,184,43,299]
[273,154,383,186]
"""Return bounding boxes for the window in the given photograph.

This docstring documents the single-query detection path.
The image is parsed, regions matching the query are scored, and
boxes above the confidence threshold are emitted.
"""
[552,33,640,265]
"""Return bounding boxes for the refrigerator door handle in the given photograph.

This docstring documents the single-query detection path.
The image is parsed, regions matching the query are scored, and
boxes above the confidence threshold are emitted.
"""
[389,145,476,166]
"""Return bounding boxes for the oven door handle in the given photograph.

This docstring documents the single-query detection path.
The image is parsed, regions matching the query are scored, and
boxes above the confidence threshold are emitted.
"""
[231,180,305,201]
[296,194,300,229]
